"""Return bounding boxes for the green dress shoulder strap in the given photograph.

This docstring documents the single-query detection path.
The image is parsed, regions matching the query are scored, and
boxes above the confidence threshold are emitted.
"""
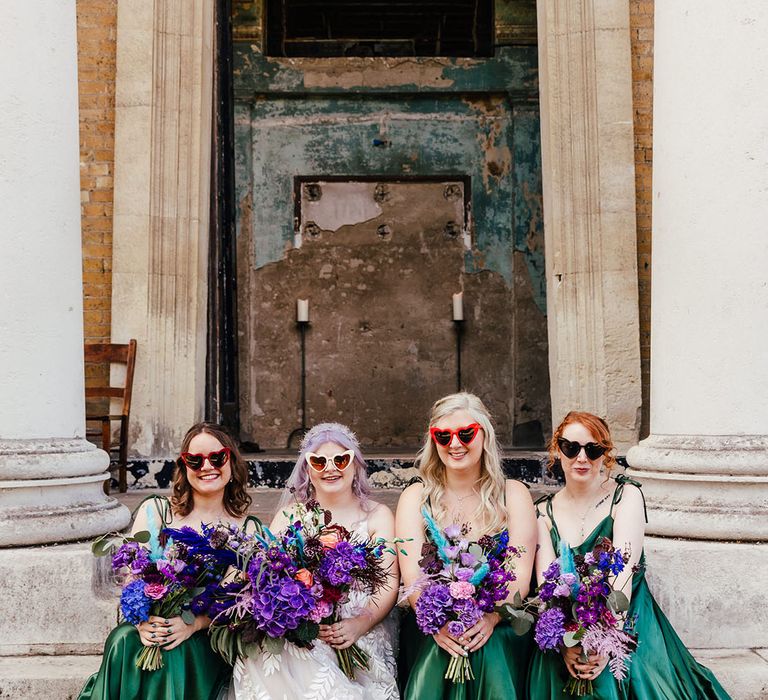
[533,492,561,542]
[609,473,648,522]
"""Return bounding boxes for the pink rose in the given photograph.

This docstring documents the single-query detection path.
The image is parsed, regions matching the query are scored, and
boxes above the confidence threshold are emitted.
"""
[449,581,476,599]
[144,583,168,600]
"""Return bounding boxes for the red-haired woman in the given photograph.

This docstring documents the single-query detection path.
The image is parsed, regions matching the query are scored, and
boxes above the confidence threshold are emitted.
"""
[79,422,255,700]
[528,411,731,699]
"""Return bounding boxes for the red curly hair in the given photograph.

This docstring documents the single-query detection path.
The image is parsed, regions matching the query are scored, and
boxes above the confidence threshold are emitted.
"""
[547,410,617,474]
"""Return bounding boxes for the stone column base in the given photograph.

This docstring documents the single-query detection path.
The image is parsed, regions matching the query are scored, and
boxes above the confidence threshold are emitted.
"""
[627,434,768,540]
[643,536,768,649]
[0,438,130,546]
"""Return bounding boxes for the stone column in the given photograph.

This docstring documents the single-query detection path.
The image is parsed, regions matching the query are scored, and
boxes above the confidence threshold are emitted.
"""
[536,0,641,451]
[627,1,768,694]
[111,0,215,458]
[0,1,130,546]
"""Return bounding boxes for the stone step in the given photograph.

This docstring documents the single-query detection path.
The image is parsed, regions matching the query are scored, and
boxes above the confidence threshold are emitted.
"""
[0,649,764,700]
[0,655,102,699]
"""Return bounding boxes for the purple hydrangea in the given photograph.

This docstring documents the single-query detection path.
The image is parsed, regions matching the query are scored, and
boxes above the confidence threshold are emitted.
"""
[534,607,566,651]
[248,574,316,637]
[317,541,366,587]
[452,597,483,629]
[120,579,151,625]
[415,583,452,634]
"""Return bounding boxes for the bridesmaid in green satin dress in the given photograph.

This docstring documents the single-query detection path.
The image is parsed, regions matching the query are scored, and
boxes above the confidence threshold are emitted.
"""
[396,392,537,700]
[528,411,732,699]
[79,422,256,700]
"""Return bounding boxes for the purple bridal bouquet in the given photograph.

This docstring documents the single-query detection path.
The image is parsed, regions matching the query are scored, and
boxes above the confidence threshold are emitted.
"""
[199,499,392,680]
[534,537,638,695]
[93,523,224,671]
[413,508,523,683]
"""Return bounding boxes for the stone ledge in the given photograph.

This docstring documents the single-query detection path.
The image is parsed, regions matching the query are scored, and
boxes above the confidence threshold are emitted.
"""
[693,648,768,700]
[0,655,101,700]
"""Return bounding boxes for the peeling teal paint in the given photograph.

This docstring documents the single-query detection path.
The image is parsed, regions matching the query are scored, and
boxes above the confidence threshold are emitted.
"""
[234,46,545,313]
[233,48,538,97]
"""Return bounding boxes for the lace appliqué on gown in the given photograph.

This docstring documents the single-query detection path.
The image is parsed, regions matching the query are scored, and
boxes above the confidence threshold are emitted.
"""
[228,522,400,700]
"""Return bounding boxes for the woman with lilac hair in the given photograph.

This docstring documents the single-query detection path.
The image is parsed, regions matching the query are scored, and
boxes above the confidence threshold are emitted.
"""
[228,422,400,700]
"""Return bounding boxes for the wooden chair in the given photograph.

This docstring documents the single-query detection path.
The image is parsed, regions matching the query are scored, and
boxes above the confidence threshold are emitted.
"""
[84,339,137,493]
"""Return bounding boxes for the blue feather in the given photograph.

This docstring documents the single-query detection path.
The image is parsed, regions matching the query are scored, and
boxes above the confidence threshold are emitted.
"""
[421,506,451,565]
[559,540,581,597]
[469,562,490,585]
[147,509,165,561]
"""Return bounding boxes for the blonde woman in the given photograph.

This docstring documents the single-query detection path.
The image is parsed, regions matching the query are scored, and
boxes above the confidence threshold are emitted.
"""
[396,392,537,699]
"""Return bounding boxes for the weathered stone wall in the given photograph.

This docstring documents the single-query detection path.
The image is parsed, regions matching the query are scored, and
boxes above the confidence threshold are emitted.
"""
[76,0,117,387]
[232,37,549,449]
[630,0,654,439]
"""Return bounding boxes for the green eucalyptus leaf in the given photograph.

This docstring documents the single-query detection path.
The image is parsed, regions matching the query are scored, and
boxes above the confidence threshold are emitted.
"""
[508,611,534,636]
[512,591,523,607]
[181,609,195,625]
[132,530,151,544]
[91,536,113,557]
[607,590,630,613]
[468,543,486,562]
[563,630,580,648]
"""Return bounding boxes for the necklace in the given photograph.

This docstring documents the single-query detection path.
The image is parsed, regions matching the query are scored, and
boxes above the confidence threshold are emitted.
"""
[446,487,477,528]
[573,491,612,539]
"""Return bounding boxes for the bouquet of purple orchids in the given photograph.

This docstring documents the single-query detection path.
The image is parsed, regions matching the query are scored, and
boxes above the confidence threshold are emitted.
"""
[413,508,525,683]
[93,519,224,671]
[534,537,638,696]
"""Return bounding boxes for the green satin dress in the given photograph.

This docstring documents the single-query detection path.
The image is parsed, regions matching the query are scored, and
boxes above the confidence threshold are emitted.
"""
[527,475,732,700]
[78,496,239,700]
[398,498,534,700]
[78,623,230,700]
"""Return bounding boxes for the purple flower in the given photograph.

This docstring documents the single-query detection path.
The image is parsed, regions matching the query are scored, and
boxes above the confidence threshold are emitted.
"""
[455,567,474,581]
[534,607,566,651]
[542,560,561,581]
[561,573,577,586]
[120,579,151,625]
[553,583,571,597]
[443,545,460,560]
[452,598,483,628]
[248,573,316,637]
[112,542,150,575]
[447,621,465,638]
[539,581,557,602]
[317,541,366,587]
[444,524,461,540]
[415,584,452,634]
[575,603,600,625]
[459,552,478,567]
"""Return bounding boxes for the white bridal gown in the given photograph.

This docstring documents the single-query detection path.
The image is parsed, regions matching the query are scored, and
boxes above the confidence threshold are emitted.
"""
[227,522,400,700]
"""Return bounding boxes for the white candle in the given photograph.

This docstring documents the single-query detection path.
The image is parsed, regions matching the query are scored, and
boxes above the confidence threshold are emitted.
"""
[452,292,464,321]
[297,299,309,323]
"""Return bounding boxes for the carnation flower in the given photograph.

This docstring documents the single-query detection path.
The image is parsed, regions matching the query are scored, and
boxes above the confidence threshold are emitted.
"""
[144,582,168,600]
[447,621,465,638]
[449,581,476,599]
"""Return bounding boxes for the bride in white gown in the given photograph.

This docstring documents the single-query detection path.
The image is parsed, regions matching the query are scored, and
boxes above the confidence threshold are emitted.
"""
[227,423,400,700]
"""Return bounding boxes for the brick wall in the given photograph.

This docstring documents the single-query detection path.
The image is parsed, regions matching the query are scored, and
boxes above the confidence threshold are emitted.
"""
[630,0,654,438]
[77,0,117,384]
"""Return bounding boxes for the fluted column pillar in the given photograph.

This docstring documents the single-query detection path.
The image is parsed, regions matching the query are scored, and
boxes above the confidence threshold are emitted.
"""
[536,0,642,451]
[0,0,130,546]
[627,2,768,689]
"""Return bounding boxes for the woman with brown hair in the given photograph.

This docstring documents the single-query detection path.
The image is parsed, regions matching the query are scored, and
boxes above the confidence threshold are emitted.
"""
[79,422,255,700]
[528,410,731,699]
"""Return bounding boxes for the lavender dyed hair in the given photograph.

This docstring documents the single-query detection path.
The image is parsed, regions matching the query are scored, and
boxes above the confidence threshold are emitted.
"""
[277,422,374,512]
